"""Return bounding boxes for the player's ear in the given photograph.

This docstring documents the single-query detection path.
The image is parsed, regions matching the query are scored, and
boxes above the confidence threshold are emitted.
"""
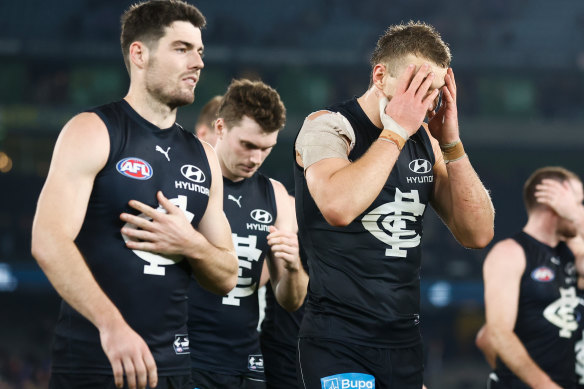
[215,118,226,139]
[372,63,387,90]
[129,41,148,70]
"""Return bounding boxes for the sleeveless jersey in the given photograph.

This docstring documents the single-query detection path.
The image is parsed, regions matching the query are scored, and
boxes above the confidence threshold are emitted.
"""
[51,100,212,376]
[494,231,578,387]
[294,97,436,347]
[188,173,277,376]
[575,287,584,389]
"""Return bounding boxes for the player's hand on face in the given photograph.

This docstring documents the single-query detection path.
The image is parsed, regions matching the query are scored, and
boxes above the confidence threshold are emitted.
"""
[381,63,440,136]
[267,226,301,272]
[535,179,581,220]
[120,191,200,256]
[99,321,157,389]
[427,67,460,144]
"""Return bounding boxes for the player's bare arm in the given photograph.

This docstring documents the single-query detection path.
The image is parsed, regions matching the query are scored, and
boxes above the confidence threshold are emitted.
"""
[32,113,157,389]
[474,324,497,369]
[484,239,561,389]
[265,181,307,312]
[429,68,494,249]
[121,141,238,295]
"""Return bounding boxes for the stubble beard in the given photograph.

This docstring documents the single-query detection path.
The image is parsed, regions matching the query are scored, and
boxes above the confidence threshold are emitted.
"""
[147,81,195,110]
[145,60,195,109]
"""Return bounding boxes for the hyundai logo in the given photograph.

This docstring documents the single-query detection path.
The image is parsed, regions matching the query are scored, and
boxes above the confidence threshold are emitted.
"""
[180,165,205,183]
[408,159,431,174]
[250,209,273,224]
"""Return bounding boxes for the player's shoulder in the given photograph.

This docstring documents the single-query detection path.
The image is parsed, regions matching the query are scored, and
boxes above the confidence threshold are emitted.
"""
[199,138,219,163]
[306,110,333,121]
[485,238,526,269]
[59,112,109,145]
[267,178,291,206]
[268,177,287,195]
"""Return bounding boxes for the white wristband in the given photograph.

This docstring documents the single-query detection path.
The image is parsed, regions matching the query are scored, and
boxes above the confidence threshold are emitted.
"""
[379,97,409,140]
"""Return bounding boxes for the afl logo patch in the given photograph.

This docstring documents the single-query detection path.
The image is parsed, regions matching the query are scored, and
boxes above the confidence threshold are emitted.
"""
[181,165,206,183]
[409,159,432,174]
[531,266,555,282]
[250,209,273,224]
[116,157,153,180]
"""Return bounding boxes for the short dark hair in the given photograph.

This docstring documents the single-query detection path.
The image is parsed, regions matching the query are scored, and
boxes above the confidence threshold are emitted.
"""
[120,0,206,74]
[370,21,451,76]
[218,79,286,133]
[195,95,222,132]
[523,166,580,213]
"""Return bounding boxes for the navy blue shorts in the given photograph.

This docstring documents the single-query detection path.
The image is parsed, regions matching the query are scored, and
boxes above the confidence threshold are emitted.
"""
[191,368,265,389]
[49,373,190,389]
[260,339,298,389]
[296,337,423,389]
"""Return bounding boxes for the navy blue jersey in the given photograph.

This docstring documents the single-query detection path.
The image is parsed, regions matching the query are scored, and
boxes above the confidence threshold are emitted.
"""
[52,100,212,375]
[260,245,307,388]
[576,287,584,388]
[188,173,277,376]
[494,232,578,388]
[294,97,436,347]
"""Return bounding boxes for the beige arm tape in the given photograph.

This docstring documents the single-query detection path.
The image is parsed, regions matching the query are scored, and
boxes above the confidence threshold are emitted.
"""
[295,111,356,170]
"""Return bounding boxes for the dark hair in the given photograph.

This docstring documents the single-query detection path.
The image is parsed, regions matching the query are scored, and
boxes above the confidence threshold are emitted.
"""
[523,166,580,213]
[195,95,222,132]
[370,21,451,77]
[217,79,286,133]
[120,0,206,74]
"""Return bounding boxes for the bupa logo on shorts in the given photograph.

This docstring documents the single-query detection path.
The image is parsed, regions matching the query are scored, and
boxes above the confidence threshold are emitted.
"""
[173,334,189,355]
[408,159,431,174]
[116,157,153,180]
[250,209,272,224]
[180,164,206,183]
[247,354,264,372]
[321,373,375,389]
[531,266,555,282]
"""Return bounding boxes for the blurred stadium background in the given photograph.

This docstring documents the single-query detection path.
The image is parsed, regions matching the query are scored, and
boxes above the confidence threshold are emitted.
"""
[1,0,584,387]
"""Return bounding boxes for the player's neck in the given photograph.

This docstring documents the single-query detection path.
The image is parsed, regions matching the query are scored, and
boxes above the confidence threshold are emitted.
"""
[218,159,247,183]
[357,87,385,129]
[523,214,561,247]
[124,89,177,130]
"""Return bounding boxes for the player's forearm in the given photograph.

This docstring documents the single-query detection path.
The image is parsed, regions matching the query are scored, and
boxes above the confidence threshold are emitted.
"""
[273,268,308,312]
[308,140,399,227]
[31,229,124,330]
[490,328,555,388]
[187,243,238,295]
[443,157,494,248]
